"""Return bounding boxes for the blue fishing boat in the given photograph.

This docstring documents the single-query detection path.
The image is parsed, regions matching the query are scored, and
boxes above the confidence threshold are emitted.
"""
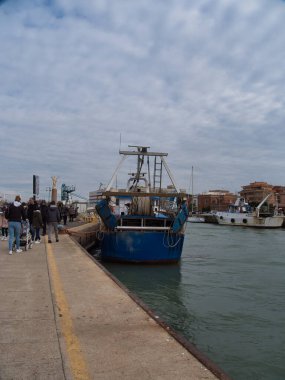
[95,146,188,263]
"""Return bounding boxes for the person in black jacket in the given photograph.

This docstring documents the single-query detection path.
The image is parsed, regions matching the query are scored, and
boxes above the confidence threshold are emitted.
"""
[46,201,60,243]
[32,205,43,243]
[61,205,68,226]
[40,200,48,236]
[6,195,26,254]
[27,198,36,241]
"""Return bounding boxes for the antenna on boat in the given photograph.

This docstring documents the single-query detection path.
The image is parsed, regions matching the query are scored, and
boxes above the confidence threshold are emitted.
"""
[119,133,122,152]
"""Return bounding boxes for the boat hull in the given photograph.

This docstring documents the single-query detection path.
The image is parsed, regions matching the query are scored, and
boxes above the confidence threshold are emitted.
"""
[100,230,185,263]
[215,212,284,228]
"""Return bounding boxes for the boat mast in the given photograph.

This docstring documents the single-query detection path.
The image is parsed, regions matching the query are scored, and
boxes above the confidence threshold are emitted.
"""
[160,157,180,193]
[191,166,194,215]
[105,155,127,191]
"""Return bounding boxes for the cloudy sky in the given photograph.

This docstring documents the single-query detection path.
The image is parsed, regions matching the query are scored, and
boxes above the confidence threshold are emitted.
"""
[1,0,285,201]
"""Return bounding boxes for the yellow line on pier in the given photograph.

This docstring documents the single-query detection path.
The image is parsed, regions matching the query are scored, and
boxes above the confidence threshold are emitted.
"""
[46,238,91,380]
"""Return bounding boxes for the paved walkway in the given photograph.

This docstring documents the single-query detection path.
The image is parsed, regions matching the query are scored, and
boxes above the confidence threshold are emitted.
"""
[0,233,223,380]
[0,238,64,379]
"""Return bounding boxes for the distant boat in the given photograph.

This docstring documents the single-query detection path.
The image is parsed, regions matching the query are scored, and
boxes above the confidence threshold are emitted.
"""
[187,216,205,223]
[95,145,189,263]
[215,194,284,228]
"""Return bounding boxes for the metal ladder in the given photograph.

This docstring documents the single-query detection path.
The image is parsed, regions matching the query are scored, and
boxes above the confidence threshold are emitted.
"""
[153,156,163,191]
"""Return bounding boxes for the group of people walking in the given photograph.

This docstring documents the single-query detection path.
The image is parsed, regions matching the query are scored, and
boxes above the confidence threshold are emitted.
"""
[25,198,61,245]
[0,195,77,255]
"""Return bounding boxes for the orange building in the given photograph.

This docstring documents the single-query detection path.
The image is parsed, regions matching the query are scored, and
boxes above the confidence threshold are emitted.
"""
[239,181,285,210]
[193,182,285,213]
[239,182,274,204]
[272,186,285,211]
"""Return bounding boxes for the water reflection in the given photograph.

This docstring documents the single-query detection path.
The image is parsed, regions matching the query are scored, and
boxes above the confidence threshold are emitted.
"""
[101,260,199,342]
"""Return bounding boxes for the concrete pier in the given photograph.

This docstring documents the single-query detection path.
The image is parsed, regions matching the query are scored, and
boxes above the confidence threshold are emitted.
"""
[0,225,230,380]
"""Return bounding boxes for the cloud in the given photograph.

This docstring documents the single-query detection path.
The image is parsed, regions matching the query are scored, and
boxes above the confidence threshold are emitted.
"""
[1,0,285,200]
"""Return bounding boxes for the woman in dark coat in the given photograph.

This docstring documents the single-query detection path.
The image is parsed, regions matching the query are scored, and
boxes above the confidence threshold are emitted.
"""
[32,206,43,243]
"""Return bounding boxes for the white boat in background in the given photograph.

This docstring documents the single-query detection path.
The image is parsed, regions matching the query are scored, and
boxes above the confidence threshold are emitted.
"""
[187,215,205,223]
[215,194,284,228]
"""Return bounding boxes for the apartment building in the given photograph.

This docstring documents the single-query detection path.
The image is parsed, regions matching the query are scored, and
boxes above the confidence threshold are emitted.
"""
[196,182,285,213]
[240,181,285,210]
[239,182,274,204]
[273,186,285,210]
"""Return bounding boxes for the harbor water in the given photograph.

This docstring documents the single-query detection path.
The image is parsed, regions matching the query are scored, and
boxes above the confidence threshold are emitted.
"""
[100,224,285,380]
